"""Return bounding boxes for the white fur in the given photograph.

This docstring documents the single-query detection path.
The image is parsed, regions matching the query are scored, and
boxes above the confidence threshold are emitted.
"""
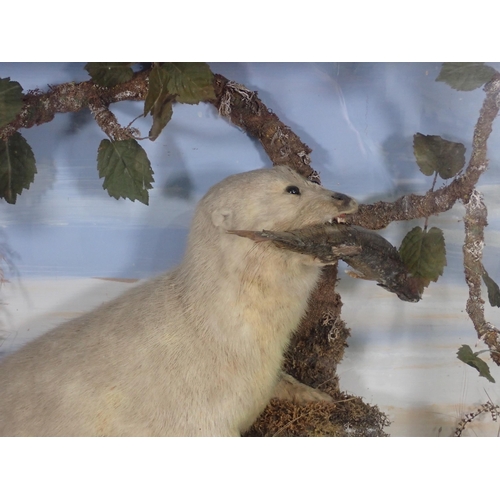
[0,166,357,436]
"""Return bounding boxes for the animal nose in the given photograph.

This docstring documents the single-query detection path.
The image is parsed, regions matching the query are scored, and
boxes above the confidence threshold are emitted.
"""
[331,192,350,203]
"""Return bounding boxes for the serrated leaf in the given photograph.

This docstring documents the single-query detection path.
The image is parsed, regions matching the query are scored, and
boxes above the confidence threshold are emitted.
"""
[0,77,24,128]
[85,63,134,88]
[144,65,171,116]
[482,269,500,307]
[144,65,174,141]
[0,132,37,204]
[161,63,215,104]
[149,98,173,141]
[436,63,496,91]
[413,133,465,180]
[399,226,447,283]
[97,139,154,205]
[457,344,495,383]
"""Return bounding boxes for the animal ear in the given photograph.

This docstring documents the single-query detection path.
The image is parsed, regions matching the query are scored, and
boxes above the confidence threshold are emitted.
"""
[211,208,233,228]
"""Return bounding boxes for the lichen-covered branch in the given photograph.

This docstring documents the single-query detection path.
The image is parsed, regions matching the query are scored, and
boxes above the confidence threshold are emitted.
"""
[211,74,319,181]
[347,74,500,229]
[87,96,139,141]
[463,190,500,364]
[0,70,149,141]
[344,73,500,366]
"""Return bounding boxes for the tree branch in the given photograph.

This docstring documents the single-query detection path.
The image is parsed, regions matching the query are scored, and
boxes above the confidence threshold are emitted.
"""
[0,70,149,141]
[463,189,500,364]
[87,96,139,141]
[211,74,319,181]
[346,73,500,229]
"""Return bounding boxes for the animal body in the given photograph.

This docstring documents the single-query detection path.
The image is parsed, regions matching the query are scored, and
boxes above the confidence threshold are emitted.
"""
[0,165,357,436]
[229,224,422,302]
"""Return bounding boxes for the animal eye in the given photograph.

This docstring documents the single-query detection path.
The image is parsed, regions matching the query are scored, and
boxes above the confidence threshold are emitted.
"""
[285,185,301,195]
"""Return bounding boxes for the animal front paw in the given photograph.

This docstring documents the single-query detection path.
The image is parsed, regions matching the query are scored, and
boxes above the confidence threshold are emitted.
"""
[273,373,333,404]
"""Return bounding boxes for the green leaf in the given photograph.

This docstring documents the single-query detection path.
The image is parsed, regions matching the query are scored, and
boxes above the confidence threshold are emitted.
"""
[399,226,447,282]
[144,65,174,140]
[144,65,171,116]
[0,77,24,128]
[149,98,173,141]
[413,133,465,180]
[482,269,500,307]
[161,63,215,104]
[0,132,37,204]
[436,63,496,91]
[457,344,495,383]
[85,63,134,87]
[97,139,154,205]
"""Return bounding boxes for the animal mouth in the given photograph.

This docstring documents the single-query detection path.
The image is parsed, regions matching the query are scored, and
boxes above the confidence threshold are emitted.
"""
[327,215,347,224]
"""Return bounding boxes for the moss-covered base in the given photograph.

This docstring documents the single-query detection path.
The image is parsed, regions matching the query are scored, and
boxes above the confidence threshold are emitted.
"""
[244,395,390,437]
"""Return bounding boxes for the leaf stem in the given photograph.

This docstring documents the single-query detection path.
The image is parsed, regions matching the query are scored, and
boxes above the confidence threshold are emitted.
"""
[424,172,439,230]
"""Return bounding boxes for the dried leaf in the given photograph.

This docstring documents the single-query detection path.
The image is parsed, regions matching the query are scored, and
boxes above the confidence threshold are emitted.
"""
[0,77,24,128]
[97,139,154,205]
[482,269,500,307]
[413,133,465,179]
[161,63,215,104]
[0,132,37,204]
[436,63,496,91]
[457,344,495,383]
[85,63,134,88]
[399,226,446,283]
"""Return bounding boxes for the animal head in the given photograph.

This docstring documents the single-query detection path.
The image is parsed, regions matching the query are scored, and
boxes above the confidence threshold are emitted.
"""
[203,165,358,232]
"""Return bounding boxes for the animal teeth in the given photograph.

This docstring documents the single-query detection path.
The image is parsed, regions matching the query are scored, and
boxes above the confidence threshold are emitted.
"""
[326,216,346,224]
